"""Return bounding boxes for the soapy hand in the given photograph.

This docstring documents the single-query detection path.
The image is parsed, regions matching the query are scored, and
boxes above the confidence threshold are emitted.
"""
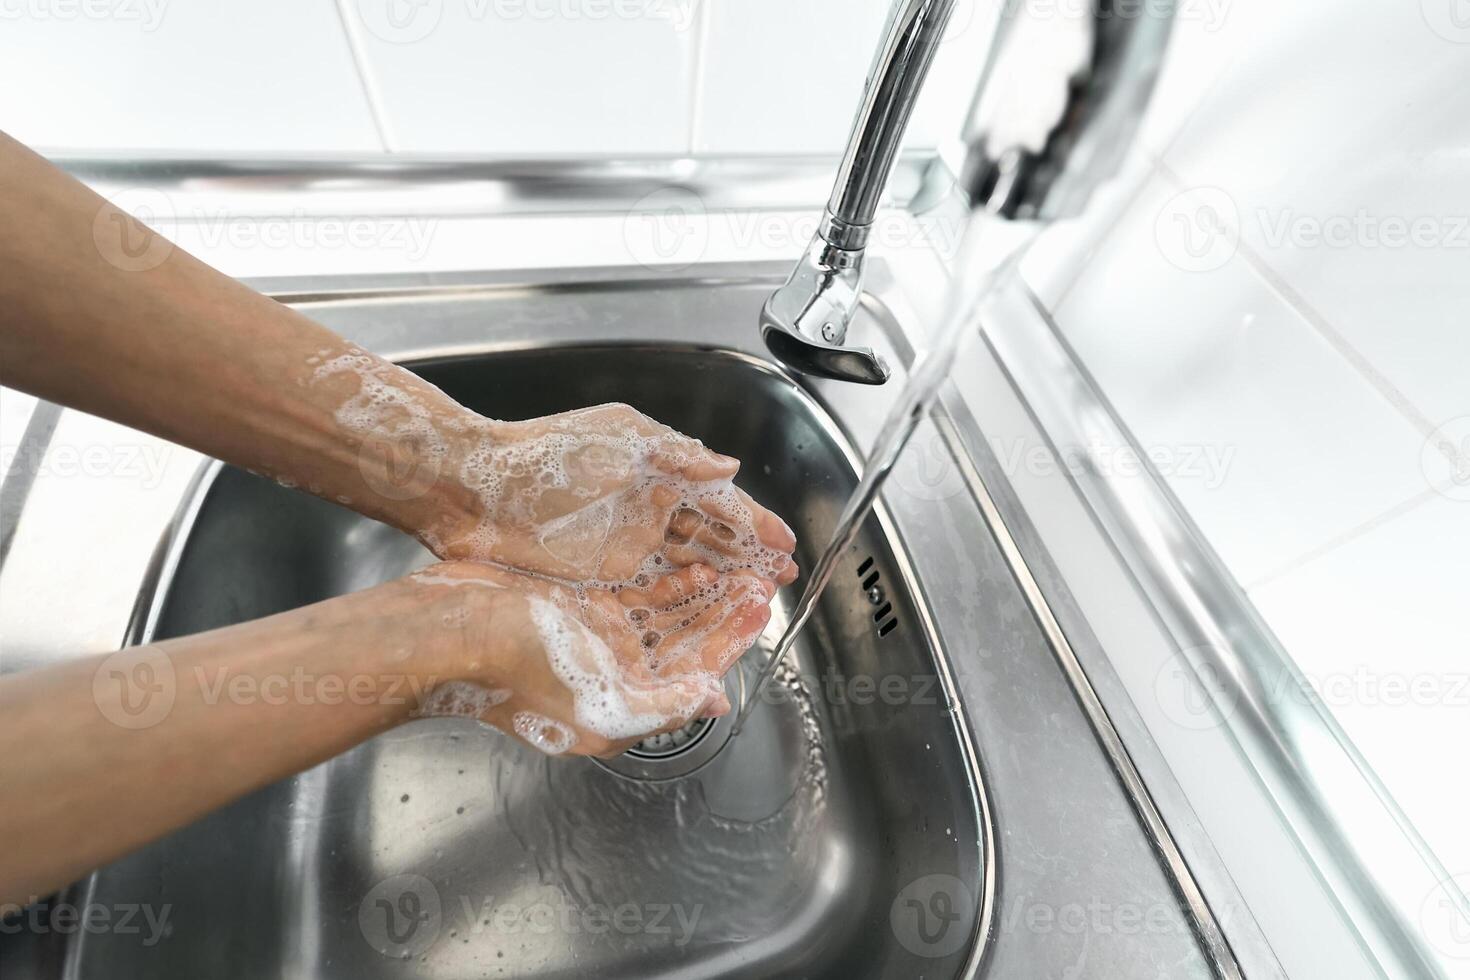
[429,403,800,588]
[407,561,774,758]
[309,349,797,591]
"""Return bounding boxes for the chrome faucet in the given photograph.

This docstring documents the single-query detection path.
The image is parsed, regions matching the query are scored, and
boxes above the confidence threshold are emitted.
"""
[762,0,957,385]
[763,0,1176,384]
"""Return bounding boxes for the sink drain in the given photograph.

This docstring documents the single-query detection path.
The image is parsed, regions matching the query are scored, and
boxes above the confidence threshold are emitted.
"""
[625,714,717,760]
[591,665,745,782]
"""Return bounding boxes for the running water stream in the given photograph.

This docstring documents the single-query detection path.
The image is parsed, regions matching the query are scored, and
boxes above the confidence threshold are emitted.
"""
[731,224,1033,736]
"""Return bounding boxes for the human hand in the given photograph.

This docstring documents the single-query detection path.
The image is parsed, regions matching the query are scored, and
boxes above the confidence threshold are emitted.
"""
[424,403,799,589]
[403,560,774,759]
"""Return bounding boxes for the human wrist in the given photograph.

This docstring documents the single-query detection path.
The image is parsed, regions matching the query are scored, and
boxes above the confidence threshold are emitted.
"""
[389,564,521,692]
[372,410,503,559]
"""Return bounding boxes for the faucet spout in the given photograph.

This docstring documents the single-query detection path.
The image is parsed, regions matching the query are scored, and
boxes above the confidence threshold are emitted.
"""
[762,0,957,385]
[760,234,886,385]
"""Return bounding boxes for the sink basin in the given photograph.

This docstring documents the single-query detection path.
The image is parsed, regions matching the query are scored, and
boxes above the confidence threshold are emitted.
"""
[67,343,987,978]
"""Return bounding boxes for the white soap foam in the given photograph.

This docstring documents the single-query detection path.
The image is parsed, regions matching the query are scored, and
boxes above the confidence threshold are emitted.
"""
[525,594,718,741]
[417,680,511,719]
[408,569,506,592]
[513,711,578,755]
[312,348,451,486]
[447,404,791,590]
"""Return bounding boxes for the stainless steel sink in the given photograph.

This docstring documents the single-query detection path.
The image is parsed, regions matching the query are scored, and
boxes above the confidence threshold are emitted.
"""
[65,341,987,978]
[3,263,1240,979]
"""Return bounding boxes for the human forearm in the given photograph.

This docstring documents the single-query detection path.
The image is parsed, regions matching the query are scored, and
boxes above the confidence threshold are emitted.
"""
[0,131,476,543]
[0,586,443,906]
[0,557,764,907]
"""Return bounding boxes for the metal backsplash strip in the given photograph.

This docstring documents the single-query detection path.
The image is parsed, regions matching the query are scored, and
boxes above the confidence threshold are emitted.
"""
[58,153,940,220]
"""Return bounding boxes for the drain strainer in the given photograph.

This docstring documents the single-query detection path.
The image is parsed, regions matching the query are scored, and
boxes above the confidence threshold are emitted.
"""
[591,665,746,782]
[625,714,717,760]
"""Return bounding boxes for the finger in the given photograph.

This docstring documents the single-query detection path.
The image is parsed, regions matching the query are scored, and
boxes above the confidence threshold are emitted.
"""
[622,673,720,729]
[592,484,682,581]
[708,598,772,673]
[644,571,765,638]
[774,554,800,587]
[663,505,705,545]
[690,486,794,554]
[656,537,798,588]
[618,563,719,611]
[661,588,772,676]
[651,444,740,483]
[733,486,798,553]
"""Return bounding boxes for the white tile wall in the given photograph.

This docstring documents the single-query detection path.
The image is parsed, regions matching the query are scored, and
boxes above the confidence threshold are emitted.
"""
[1053,177,1434,587]
[696,0,892,154]
[0,0,381,152]
[695,0,994,154]
[339,0,699,154]
[1161,0,1470,428]
[1026,0,1470,879]
[0,0,987,157]
[1251,496,1470,878]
